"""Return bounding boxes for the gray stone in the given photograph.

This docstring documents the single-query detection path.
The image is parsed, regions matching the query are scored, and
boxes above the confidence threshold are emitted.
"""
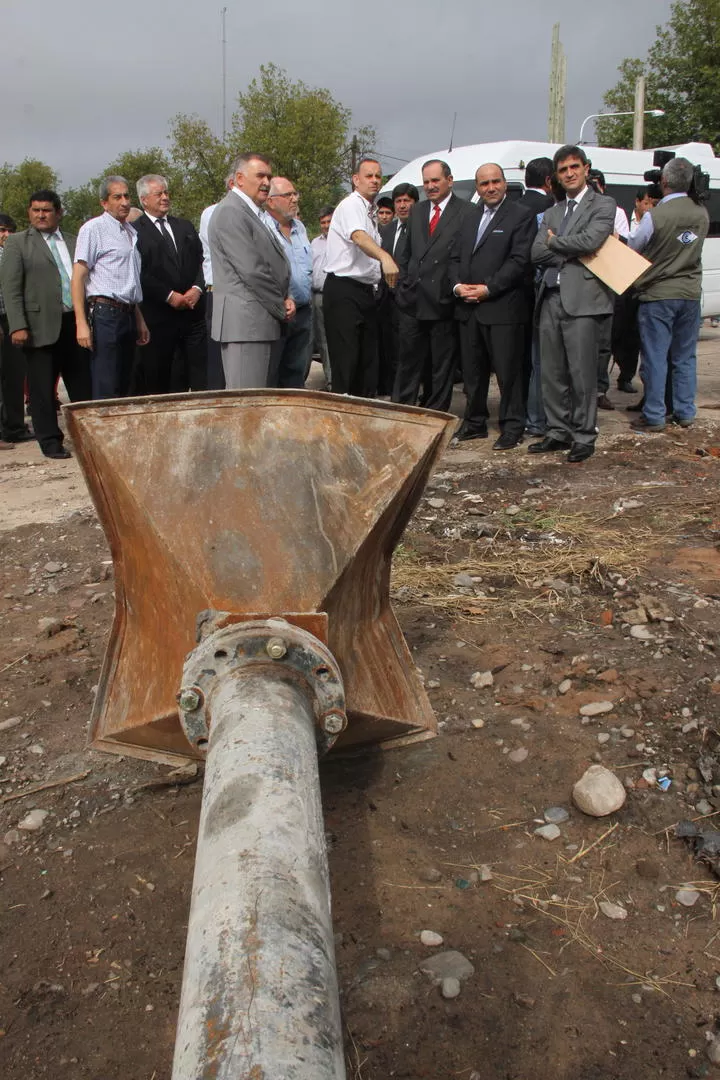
[597,733,611,744]
[418,950,475,984]
[18,809,49,832]
[543,807,570,825]
[708,1037,720,1066]
[419,867,442,883]
[375,948,392,961]
[580,701,614,717]
[695,799,713,816]
[534,823,561,841]
[623,607,648,625]
[452,573,475,589]
[37,617,65,638]
[44,561,63,574]
[0,717,22,733]
[572,765,626,817]
[629,624,653,641]
[426,498,446,509]
[508,748,528,764]
[470,670,494,689]
[557,679,572,695]
[675,888,700,907]
[441,977,461,999]
[599,900,628,920]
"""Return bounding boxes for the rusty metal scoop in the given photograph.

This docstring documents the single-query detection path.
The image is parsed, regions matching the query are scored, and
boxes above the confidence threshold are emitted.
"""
[65,389,454,761]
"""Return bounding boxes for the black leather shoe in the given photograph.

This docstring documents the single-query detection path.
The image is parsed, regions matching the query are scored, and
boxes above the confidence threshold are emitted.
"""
[528,437,569,454]
[44,447,72,460]
[453,426,488,443]
[493,433,523,450]
[597,394,615,411]
[626,401,643,412]
[566,443,595,463]
[617,380,636,393]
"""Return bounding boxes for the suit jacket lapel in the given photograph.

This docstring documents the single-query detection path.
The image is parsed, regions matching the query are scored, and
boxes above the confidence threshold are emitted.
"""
[31,227,56,268]
[425,194,459,253]
[473,197,511,253]
[564,188,594,235]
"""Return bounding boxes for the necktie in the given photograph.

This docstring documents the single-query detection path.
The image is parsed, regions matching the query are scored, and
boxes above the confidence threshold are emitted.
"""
[543,199,577,288]
[48,233,72,309]
[473,208,494,250]
[393,222,406,254]
[157,217,178,260]
[429,204,441,236]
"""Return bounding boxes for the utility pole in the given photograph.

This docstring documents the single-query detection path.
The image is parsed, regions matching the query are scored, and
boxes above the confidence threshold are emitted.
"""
[350,135,359,174]
[221,6,228,140]
[547,23,566,143]
[633,75,646,150]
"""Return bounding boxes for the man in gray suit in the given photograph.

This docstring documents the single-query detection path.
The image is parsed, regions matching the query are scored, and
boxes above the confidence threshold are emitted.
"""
[0,190,91,459]
[530,145,615,462]
[208,153,293,388]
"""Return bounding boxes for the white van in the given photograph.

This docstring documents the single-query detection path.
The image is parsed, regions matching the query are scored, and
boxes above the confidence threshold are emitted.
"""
[379,139,720,315]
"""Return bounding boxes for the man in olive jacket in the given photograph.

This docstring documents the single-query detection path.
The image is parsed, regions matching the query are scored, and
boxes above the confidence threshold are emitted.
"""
[0,190,91,458]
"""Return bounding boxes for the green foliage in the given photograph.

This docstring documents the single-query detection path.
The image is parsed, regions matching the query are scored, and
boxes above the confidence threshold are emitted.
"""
[0,65,375,233]
[597,0,720,150]
[0,159,59,228]
[230,63,376,226]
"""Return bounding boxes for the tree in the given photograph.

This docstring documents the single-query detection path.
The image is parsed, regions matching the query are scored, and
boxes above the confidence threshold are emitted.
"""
[229,63,376,225]
[168,114,229,224]
[597,0,720,150]
[0,158,59,228]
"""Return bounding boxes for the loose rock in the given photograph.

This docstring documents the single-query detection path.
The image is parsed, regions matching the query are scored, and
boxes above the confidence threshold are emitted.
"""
[44,561,63,574]
[580,701,614,717]
[558,679,572,695]
[535,823,561,841]
[544,807,570,825]
[419,867,442,883]
[572,765,626,817]
[630,625,653,641]
[675,888,701,907]
[599,900,628,920]
[0,717,22,733]
[18,809,50,832]
[420,930,444,947]
[470,670,494,689]
[418,950,475,984]
[508,748,528,764]
[441,977,461,999]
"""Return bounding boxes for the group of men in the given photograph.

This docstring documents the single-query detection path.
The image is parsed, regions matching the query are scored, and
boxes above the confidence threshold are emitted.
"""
[0,144,708,464]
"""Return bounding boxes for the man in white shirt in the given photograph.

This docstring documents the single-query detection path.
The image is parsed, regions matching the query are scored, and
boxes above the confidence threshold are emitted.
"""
[322,158,399,396]
[198,172,234,390]
[0,190,92,459]
[310,205,334,389]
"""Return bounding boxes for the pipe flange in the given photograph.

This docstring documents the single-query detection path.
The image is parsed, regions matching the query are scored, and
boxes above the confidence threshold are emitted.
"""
[177,617,346,756]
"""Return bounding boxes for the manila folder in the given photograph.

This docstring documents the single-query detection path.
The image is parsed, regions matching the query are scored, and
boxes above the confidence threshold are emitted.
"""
[579,234,651,295]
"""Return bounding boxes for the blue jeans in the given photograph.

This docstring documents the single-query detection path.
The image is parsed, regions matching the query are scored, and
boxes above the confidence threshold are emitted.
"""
[637,299,701,425]
[90,302,136,400]
[268,303,313,389]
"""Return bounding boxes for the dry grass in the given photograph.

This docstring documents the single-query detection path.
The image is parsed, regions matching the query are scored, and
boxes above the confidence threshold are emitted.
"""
[392,502,702,619]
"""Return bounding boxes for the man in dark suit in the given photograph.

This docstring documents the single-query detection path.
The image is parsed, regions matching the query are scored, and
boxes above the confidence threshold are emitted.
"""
[518,157,555,215]
[133,175,207,394]
[0,190,91,459]
[518,157,555,436]
[392,159,475,412]
[531,144,616,463]
[377,182,418,395]
[449,164,536,448]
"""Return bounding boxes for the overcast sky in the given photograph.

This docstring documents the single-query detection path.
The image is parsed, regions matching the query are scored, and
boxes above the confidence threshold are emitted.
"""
[1,0,675,191]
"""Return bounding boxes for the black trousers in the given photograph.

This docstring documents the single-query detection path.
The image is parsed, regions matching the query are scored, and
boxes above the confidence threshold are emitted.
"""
[612,291,641,383]
[25,311,91,452]
[137,305,208,395]
[376,284,398,396]
[459,319,526,438]
[392,314,458,412]
[0,313,28,440]
[322,273,379,396]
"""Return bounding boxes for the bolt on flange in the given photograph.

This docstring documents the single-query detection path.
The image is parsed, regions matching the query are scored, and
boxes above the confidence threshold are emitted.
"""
[266,637,288,660]
[177,687,203,712]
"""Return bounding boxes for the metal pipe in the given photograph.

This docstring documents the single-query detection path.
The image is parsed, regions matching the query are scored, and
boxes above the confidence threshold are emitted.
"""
[172,669,346,1080]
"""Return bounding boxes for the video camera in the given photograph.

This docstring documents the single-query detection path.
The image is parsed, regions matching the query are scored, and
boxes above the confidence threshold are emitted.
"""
[644,150,710,204]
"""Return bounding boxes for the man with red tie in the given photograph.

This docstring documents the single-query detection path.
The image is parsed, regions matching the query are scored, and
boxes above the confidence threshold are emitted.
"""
[392,159,475,411]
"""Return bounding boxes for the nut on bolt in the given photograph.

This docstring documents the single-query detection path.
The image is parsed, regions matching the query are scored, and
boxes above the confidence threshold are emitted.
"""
[323,711,346,736]
[177,686,203,712]
[266,637,288,660]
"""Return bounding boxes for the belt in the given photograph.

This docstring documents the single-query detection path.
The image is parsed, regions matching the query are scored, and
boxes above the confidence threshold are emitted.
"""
[325,272,376,292]
[89,296,135,312]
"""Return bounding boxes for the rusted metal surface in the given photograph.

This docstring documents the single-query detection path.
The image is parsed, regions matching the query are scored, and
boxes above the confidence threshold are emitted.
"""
[64,390,455,762]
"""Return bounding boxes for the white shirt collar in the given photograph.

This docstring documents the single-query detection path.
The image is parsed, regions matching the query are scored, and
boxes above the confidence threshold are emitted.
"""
[232,186,263,217]
[482,196,506,215]
[430,192,452,215]
[144,211,167,225]
[566,183,589,207]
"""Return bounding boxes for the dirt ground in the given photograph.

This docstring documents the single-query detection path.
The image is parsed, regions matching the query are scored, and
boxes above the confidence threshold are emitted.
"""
[1,335,720,1080]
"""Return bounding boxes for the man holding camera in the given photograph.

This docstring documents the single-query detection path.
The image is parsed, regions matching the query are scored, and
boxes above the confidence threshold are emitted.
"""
[629,157,709,432]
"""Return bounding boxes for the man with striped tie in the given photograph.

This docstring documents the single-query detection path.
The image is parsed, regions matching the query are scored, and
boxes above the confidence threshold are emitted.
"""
[0,190,91,459]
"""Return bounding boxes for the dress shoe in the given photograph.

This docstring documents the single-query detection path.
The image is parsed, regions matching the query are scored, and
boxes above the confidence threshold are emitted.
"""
[670,415,694,428]
[0,439,14,450]
[528,436,570,454]
[630,415,665,433]
[566,443,595,463]
[525,428,546,437]
[493,433,523,450]
[453,425,488,443]
[3,428,32,442]
[597,394,615,411]
[44,446,72,460]
[626,401,643,412]
[617,380,636,393]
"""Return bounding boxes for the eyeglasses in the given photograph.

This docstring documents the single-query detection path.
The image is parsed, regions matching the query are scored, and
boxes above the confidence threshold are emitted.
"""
[269,191,299,199]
